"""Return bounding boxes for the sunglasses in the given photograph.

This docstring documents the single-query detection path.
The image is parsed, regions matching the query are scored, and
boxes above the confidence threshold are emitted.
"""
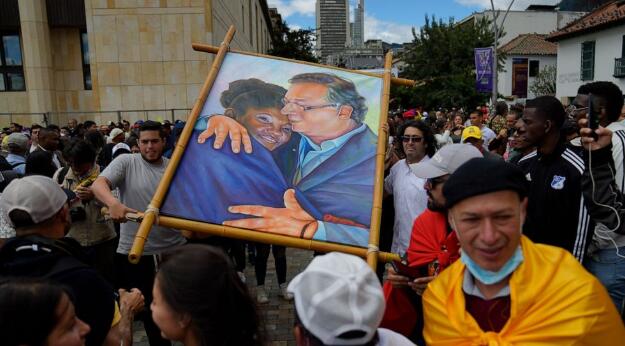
[401,135,424,143]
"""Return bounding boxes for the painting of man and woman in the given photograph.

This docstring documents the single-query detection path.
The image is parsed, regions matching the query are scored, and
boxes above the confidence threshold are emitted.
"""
[160,52,383,248]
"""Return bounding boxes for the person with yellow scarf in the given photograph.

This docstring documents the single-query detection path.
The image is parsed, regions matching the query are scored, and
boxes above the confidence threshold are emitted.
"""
[423,158,625,345]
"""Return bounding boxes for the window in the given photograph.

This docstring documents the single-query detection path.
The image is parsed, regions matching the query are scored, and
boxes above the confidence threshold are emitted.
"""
[80,30,91,90]
[581,41,595,81]
[529,60,540,77]
[0,32,25,92]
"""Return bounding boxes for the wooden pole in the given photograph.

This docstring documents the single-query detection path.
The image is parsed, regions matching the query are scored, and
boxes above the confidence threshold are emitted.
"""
[191,43,416,87]
[365,52,394,270]
[126,212,400,263]
[128,25,237,264]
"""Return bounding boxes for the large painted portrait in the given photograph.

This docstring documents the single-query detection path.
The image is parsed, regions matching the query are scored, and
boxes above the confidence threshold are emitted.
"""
[160,52,383,248]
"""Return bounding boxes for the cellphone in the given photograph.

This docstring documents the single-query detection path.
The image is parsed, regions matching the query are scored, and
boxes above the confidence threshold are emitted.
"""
[390,260,424,280]
[587,93,599,130]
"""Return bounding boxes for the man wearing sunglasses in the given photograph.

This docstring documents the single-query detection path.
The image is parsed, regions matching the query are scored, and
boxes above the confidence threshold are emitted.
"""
[383,144,482,341]
[384,121,435,255]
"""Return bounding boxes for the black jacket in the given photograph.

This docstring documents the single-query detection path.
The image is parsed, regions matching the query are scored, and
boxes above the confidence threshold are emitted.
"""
[582,144,625,235]
[0,236,115,346]
[516,141,593,261]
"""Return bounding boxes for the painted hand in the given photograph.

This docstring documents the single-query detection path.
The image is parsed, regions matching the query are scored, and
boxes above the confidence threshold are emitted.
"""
[224,189,318,239]
[197,115,253,153]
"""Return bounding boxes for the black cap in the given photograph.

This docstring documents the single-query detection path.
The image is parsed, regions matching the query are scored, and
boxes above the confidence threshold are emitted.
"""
[443,158,528,208]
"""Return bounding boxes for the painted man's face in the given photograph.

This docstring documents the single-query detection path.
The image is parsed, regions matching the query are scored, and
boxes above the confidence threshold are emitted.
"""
[281,83,343,139]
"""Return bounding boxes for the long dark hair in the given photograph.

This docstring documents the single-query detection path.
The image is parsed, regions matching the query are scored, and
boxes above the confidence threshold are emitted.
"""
[398,120,436,158]
[0,278,69,346]
[157,244,265,346]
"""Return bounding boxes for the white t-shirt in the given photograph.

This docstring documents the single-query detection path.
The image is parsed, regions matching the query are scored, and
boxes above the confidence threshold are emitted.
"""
[377,328,415,345]
[480,125,496,150]
[100,154,186,255]
[384,158,429,255]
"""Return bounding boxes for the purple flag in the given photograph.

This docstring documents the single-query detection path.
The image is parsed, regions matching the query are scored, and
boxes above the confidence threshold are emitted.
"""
[474,47,493,93]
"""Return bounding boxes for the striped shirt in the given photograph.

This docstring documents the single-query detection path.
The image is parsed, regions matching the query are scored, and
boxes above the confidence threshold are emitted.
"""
[516,142,592,262]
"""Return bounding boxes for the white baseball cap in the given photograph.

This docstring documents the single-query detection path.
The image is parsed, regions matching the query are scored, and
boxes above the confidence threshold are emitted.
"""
[410,143,483,179]
[112,142,131,157]
[287,252,385,345]
[109,128,124,140]
[1,176,75,224]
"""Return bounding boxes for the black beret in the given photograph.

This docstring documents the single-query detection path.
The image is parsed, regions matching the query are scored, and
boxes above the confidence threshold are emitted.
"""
[443,157,528,208]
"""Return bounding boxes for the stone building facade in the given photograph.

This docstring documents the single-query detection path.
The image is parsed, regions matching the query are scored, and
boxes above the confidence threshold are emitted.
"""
[0,0,274,127]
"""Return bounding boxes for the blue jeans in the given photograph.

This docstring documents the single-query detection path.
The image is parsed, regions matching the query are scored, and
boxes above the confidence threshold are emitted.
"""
[585,247,625,319]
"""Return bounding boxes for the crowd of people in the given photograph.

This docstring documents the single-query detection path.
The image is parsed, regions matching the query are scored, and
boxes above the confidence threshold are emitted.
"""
[0,81,625,346]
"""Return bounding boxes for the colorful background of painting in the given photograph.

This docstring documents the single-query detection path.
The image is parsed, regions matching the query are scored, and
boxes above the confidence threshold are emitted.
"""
[193,52,383,134]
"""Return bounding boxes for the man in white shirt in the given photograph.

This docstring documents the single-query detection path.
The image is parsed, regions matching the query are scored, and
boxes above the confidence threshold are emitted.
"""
[469,110,496,150]
[384,120,435,254]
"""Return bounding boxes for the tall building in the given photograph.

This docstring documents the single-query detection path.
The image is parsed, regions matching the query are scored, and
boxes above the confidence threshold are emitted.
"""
[351,0,365,47]
[0,0,275,127]
[316,0,350,64]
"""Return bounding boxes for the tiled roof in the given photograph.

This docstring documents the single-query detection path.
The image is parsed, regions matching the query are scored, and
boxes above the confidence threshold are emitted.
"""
[499,34,557,55]
[547,1,625,41]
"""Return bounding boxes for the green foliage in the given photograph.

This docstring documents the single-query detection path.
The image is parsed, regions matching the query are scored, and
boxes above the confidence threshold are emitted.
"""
[268,20,319,63]
[529,65,556,97]
[396,16,499,110]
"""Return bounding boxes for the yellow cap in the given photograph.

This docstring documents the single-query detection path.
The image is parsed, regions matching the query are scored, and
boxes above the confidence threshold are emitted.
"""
[461,126,482,142]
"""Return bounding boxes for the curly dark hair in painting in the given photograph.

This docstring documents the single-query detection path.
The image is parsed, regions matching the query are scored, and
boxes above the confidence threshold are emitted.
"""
[220,78,287,119]
[289,73,369,124]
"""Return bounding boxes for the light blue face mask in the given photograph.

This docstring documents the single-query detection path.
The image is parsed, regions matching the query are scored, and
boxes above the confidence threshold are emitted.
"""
[460,246,524,285]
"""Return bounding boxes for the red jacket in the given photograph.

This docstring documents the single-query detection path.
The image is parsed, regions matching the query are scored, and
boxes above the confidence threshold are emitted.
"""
[380,209,461,336]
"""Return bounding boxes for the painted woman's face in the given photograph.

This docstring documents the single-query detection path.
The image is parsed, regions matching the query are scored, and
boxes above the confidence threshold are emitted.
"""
[239,107,292,151]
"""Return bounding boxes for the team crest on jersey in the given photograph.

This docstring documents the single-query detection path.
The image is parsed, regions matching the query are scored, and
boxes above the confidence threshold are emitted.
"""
[551,175,566,190]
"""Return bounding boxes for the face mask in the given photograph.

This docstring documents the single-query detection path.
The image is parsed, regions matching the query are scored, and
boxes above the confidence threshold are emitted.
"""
[460,246,524,285]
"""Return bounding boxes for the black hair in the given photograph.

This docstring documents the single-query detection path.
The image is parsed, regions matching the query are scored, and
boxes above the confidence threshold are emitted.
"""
[220,79,287,120]
[293,308,378,346]
[64,139,97,166]
[31,124,42,130]
[509,103,524,119]
[157,244,265,346]
[398,120,437,158]
[525,96,566,129]
[139,120,166,138]
[0,278,70,346]
[126,135,138,149]
[83,129,105,151]
[495,101,508,116]
[25,150,57,178]
[577,81,624,123]
[289,73,368,124]
[83,120,96,129]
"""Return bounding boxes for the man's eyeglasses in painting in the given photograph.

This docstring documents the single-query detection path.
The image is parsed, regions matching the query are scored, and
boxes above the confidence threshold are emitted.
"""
[282,98,339,112]
[401,136,424,143]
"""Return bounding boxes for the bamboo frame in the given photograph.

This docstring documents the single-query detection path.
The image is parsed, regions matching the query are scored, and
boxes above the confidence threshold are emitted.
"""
[128,26,237,263]
[191,43,416,87]
[366,52,394,270]
[128,26,401,266]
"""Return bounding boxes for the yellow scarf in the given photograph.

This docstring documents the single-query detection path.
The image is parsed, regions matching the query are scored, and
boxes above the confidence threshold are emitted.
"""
[423,236,625,345]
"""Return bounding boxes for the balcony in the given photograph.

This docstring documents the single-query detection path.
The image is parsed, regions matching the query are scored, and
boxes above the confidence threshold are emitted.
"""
[615,58,625,78]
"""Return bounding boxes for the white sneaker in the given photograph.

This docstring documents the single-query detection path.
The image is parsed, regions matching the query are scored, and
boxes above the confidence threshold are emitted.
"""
[237,271,246,283]
[257,286,269,304]
[279,283,294,301]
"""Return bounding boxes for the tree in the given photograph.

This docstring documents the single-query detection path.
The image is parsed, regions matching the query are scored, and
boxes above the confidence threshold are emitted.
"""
[268,20,319,63]
[395,16,499,110]
[529,65,556,97]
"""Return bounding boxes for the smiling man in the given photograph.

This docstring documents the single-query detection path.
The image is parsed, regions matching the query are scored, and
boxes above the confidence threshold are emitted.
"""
[423,158,625,345]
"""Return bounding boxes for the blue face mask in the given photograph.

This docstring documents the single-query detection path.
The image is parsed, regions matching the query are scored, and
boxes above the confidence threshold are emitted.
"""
[460,246,524,285]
